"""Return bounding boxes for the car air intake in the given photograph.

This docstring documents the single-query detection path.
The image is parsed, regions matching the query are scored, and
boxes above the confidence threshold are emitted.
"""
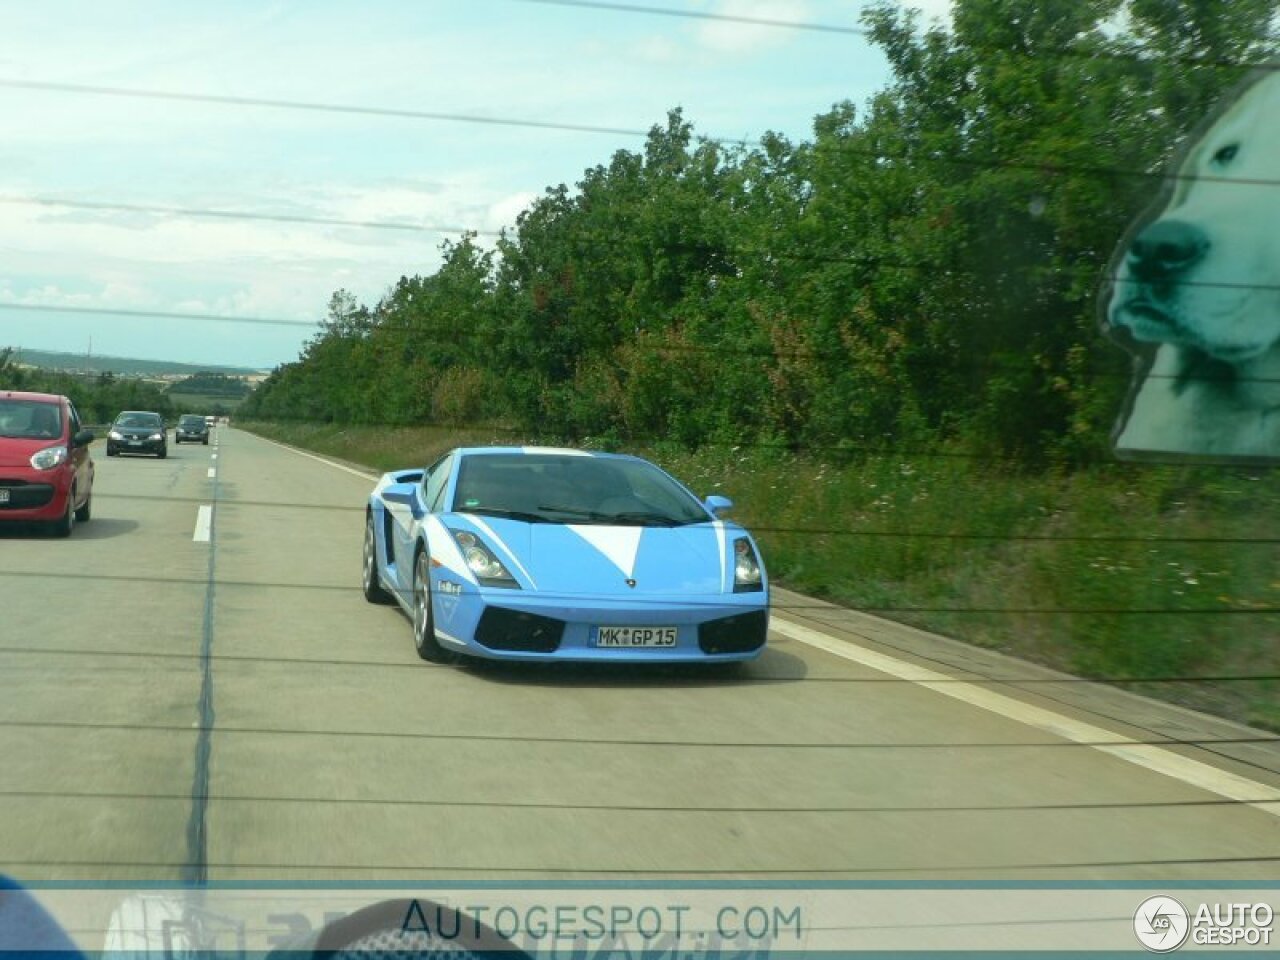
[0,483,55,509]
[474,607,565,653]
[698,610,768,654]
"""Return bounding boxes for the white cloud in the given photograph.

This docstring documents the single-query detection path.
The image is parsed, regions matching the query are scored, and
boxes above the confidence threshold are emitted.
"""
[632,35,682,63]
[485,191,539,234]
[696,0,816,53]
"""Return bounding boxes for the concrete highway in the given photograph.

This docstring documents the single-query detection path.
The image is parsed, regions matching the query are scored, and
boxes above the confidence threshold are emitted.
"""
[1,427,1277,881]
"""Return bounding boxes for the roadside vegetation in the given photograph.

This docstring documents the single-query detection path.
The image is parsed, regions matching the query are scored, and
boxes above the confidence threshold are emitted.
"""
[1,350,176,422]
[0,351,251,421]
[235,0,1277,730]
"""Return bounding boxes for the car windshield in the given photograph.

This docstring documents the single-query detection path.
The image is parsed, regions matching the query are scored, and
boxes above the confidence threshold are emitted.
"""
[180,416,205,426]
[0,400,63,439]
[451,453,709,526]
[115,413,162,428]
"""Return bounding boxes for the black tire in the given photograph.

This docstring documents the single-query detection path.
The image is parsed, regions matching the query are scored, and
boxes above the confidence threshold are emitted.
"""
[412,548,451,663]
[74,490,92,523]
[157,446,167,460]
[203,437,209,445]
[106,446,117,457]
[362,513,393,604]
[50,491,75,538]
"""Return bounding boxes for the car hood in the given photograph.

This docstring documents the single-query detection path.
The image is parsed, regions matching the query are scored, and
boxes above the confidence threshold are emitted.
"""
[459,516,731,595]
[0,437,66,468]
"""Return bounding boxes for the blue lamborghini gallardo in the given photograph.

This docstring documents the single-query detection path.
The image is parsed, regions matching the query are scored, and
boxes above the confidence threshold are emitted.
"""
[362,447,769,663]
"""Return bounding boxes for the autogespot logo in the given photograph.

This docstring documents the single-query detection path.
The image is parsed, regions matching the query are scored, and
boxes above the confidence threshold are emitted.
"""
[1134,896,1191,953]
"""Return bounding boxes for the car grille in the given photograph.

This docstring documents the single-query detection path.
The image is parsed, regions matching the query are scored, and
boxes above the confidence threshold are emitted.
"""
[474,607,565,653]
[0,481,55,509]
[697,610,768,654]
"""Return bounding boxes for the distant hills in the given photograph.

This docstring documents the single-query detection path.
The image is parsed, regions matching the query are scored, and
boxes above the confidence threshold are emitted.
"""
[8,348,265,378]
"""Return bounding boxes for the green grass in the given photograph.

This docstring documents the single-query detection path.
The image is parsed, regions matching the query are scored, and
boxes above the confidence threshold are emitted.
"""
[241,419,1280,731]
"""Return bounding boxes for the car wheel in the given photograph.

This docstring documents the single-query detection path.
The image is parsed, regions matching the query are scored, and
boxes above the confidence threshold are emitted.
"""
[203,438,209,445]
[362,513,393,604]
[158,446,167,459]
[412,548,451,663]
[50,491,75,538]
[106,446,116,457]
[74,490,92,523]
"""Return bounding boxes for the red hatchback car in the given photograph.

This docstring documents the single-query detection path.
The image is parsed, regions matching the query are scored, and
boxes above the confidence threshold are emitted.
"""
[0,391,95,537]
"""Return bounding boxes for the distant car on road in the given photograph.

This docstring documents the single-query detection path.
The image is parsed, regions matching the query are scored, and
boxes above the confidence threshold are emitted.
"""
[107,411,167,459]
[204,415,216,428]
[175,414,210,445]
[0,391,95,536]
[363,446,768,664]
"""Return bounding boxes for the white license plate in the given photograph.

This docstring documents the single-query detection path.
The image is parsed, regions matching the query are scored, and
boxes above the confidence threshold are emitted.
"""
[0,489,8,504]
[593,625,677,648]
[128,440,143,445]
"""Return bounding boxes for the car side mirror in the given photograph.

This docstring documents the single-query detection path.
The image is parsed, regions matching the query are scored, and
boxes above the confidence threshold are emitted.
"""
[704,494,734,516]
[73,429,95,448]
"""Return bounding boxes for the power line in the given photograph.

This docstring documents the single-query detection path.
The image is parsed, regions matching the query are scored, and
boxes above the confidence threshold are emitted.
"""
[1,855,1276,874]
[509,0,1280,73]
[1,786,1275,813]
[511,0,870,37]
[239,431,1280,470]
[228,421,1280,470]
[0,194,498,237]
[0,78,662,141]
[4,76,1280,187]
[0,568,1272,617]
[7,217,1280,395]
[0,300,319,330]
[12,191,1280,295]
[0,643,1275,686]
[0,717,1272,750]
[79,494,1280,545]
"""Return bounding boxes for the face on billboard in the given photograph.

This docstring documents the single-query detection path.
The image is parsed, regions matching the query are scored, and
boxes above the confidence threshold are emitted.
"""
[1104,66,1280,462]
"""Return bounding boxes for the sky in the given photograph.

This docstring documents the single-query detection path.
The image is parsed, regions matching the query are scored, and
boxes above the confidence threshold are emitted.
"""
[0,0,955,370]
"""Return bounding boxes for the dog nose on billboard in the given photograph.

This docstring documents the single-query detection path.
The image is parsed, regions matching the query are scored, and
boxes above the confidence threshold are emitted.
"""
[1127,219,1209,282]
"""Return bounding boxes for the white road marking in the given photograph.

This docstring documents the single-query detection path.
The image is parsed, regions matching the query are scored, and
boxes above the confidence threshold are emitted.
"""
[193,505,213,543]
[250,432,377,480]
[211,454,217,460]
[771,615,1280,819]
[207,468,216,479]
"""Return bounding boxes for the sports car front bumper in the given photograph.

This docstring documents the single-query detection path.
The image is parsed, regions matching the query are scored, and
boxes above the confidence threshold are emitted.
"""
[431,586,769,662]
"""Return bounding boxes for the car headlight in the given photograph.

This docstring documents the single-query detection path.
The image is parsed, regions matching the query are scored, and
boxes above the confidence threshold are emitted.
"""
[30,445,69,471]
[108,430,123,440]
[450,529,518,588]
[733,536,763,592]
[149,432,163,441]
